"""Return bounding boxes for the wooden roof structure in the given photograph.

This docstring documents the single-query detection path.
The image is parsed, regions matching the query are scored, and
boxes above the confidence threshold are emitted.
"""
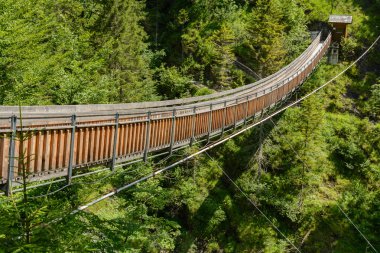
[328,15,353,24]
[328,15,353,42]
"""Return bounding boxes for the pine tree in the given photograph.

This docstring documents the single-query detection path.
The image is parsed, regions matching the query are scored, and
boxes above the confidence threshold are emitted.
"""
[98,0,158,103]
[242,0,286,77]
[210,25,236,89]
[0,0,114,105]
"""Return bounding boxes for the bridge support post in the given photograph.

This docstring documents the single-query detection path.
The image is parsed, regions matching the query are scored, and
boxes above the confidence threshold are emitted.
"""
[143,111,151,162]
[67,114,76,184]
[190,106,196,146]
[169,109,176,155]
[270,86,275,109]
[5,115,17,196]
[221,101,227,137]
[207,104,213,143]
[111,113,119,171]
[244,95,249,125]
[233,98,238,129]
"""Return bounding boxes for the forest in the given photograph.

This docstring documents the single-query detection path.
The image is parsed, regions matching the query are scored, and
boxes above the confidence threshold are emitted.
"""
[0,0,379,252]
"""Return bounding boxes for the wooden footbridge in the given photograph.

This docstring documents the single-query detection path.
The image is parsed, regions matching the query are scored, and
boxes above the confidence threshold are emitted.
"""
[0,32,332,195]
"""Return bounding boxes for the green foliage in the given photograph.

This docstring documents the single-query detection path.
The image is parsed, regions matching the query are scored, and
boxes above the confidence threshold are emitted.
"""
[240,0,286,77]
[194,86,214,96]
[181,22,241,90]
[368,81,380,119]
[1,0,108,104]
[341,36,360,61]
[1,0,380,252]
[178,0,249,89]
[0,0,159,105]
[155,65,194,99]
[0,110,52,252]
[236,0,309,77]
[99,0,159,103]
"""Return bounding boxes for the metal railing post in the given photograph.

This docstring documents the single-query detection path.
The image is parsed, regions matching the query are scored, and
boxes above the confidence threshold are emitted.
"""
[190,106,196,146]
[143,111,151,162]
[5,115,17,196]
[169,109,176,155]
[244,96,249,125]
[221,101,227,136]
[111,113,119,171]
[270,86,275,108]
[253,93,258,120]
[67,114,76,184]
[233,98,238,129]
[207,104,213,142]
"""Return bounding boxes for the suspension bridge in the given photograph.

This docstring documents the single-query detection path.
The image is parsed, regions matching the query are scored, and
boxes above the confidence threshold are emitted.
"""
[0,32,332,196]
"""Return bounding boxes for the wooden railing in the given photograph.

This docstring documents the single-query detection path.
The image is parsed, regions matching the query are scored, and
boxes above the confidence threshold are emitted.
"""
[0,32,331,194]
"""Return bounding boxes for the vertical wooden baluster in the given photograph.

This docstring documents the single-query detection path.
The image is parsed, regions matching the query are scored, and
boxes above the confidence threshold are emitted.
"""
[136,122,142,152]
[26,136,32,174]
[104,126,110,159]
[123,124,128,155]
[181,116,185,142]
[63,129,70,169]
[99,126,105,160]
[43,130,51,171]
[179,116,184,142]
[36,131,44,174]
[127,123,133,155]
[58,129,65,169]
[131,123,137,154]
[118,124,124,157]
[174,116,179,143]
[202,112,206,134]
[150,120,156,149]
[164,118,168,145]
[94,126,100,161]
[88,127,93,163]
[50,130,57,171]
[157,120,162,148]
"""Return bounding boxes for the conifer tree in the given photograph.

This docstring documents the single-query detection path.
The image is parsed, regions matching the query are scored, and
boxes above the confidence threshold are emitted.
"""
[210,25,236,89]
[99,0,158,103]
[242,0,286,77]
[0,0,113,105]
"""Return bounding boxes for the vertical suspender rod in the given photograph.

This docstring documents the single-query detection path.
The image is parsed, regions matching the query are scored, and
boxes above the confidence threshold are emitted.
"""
[143,111,151,162]
[190,106,196,146]
[207,104,213,142]
[111,113,119,171]
[5,115,17,196]
[169,109,176,155]
[67,114,76,184]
